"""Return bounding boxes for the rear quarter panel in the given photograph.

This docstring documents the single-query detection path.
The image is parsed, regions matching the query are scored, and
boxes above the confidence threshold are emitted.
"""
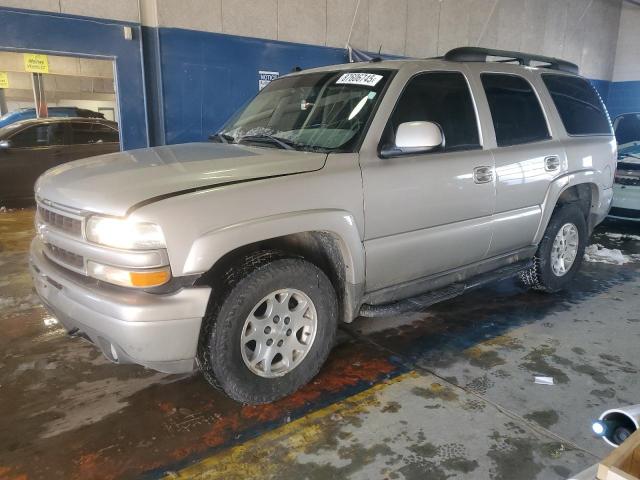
[528,70,616,241]
[535,127,617,243]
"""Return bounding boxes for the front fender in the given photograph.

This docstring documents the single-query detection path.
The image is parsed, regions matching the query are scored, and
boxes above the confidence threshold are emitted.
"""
[182,209,365,287]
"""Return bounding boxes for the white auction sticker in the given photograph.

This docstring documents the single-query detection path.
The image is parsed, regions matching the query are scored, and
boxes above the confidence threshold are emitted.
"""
[336,72,383,87]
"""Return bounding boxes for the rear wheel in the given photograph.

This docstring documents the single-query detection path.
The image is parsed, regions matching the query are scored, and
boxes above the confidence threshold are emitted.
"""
[520,204,587,293]
[198,254,338,404]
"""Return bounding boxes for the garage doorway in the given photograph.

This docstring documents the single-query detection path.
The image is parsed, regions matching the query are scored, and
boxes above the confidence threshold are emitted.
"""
[0,51,121,205]
[0,51,120,137]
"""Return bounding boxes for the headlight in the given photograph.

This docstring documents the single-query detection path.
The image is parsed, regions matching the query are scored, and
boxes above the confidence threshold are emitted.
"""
[87,261,171,288]
[86,216,166,250]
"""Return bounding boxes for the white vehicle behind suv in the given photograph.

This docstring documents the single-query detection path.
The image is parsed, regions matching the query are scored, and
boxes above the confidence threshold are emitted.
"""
[611,113,640,221]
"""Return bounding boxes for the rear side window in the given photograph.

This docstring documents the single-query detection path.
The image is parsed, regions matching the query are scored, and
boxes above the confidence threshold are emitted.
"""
[542,74,612,136]
[384,71,480,152]
[481,73,550,147]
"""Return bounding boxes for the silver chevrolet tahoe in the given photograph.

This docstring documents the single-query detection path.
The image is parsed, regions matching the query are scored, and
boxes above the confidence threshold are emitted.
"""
[30,47,616,404]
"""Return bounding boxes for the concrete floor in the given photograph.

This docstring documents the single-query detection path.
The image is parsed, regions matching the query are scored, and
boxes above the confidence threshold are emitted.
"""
[0,208,639,480]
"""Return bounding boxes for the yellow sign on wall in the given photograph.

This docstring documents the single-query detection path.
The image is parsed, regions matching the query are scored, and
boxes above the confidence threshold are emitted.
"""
[0,72,8,88]
[24,54,49,74]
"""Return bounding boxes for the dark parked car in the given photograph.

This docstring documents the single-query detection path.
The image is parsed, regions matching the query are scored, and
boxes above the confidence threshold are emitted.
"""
[0,107,105,129]
[0,117,119,205]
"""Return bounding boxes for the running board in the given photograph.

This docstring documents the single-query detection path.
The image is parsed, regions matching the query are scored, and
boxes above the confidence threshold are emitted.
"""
[358,260,533,318]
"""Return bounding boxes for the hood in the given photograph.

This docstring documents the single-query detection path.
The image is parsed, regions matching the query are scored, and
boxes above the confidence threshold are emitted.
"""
[36,142,327,216]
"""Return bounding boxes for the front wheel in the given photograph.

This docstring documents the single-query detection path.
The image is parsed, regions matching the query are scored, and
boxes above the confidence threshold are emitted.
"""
[198,255,338,404]
[520,204,588,293]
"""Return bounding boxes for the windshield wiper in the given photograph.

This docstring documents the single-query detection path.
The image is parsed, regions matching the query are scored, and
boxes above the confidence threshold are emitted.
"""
[619,152,640,160]
[239,134,297,150]
[209,132,235,143]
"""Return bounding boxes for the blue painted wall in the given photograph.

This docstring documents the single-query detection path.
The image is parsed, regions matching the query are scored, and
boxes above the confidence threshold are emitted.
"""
[0,7,149,151]
[607,81,640,119]
[590,79,640,120]
[153,27,347,145]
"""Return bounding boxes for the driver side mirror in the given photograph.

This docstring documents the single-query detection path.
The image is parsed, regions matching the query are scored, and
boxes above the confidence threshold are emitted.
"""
[380,121,444,158]
[0,139,11,150]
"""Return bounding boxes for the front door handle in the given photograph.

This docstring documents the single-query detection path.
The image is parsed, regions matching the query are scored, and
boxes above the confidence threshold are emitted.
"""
[473,166,494,184]
[545,155,560,171]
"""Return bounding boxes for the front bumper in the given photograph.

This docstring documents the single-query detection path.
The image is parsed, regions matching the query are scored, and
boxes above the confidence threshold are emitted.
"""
[30,238,211,374]
[610,183,640,221]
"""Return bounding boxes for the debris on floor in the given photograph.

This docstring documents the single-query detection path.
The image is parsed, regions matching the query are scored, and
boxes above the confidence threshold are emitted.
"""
[534,376,555,385]
[584,244,634,265]
[606,233,640,242]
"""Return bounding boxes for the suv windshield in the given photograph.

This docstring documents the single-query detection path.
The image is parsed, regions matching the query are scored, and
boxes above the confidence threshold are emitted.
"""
[216,70,393,153]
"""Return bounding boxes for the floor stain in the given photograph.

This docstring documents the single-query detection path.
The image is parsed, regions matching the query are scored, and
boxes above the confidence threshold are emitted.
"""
[520,345,570,384]
[441,456,480,473]
[488,434,543,480]
[411,382,459,402]
[381,401,401,413]
[524,410,560,429]
[464,346,507,369]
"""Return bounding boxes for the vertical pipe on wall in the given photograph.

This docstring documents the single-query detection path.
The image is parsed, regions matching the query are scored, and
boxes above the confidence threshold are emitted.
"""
[0,88,7,115]
[345,0,362,48]
[31,73,47,118]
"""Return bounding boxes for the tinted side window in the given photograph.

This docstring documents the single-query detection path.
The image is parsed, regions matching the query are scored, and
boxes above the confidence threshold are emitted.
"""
[384,72,480,151]
[481,74,550,147]
[11,123,65,148]
[542,74,612,136]
[71,122,119,144]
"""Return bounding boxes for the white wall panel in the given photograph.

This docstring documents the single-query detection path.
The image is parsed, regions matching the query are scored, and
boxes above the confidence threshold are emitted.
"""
[368,0,408,55]
[0,0,626,80]
[278,0,326,45]
[469,0,500,50]
[156,0,222,33]
[221,0,278,40]
[326,0,369,49]
[405,0,441,58]
[438,0,471,56]
[612,2,640,82]
[59,0,139,23]
[0,0,58,13]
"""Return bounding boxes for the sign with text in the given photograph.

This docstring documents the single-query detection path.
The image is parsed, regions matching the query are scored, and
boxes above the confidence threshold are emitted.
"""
[24,54,49,74]
[0,72,8,88]
[258,70,279,90]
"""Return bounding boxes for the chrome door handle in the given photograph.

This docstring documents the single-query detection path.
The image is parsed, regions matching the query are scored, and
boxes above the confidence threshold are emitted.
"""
[473,166,494,184]
[545,155,560,171]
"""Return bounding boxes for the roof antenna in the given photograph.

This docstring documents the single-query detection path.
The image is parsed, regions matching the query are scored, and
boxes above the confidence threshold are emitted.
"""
[370,44,383,63]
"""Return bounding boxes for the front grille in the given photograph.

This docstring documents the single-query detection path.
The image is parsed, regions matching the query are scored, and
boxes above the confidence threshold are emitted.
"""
[45,243,85,269]
[615,176,640,187]
[38,206,82,237]
[610,207,640,219]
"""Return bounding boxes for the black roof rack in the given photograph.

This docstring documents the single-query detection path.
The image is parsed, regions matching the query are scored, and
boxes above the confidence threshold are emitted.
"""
[444,47,579,75]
